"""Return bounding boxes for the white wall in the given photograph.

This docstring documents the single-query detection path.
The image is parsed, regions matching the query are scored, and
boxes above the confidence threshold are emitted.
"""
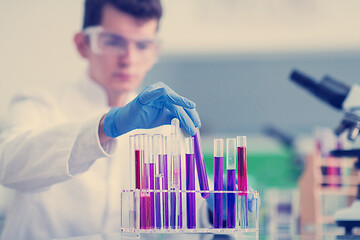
[0,0,85,119]
[1,0,360,118]
[160,0,360,54]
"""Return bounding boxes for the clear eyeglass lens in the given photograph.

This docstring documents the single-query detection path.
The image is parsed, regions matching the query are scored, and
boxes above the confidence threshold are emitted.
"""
[96,32,158,58]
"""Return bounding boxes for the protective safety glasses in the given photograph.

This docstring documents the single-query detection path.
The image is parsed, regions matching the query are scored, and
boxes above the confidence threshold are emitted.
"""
[83,26,160,60]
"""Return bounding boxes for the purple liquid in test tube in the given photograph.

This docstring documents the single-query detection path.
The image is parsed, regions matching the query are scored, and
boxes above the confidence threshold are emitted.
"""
[185,137,196,229]
[226,138,236,228]
[213,139,223,228]
[193,129,210,199]
[149,162,155,228]
[161,136,169,228]
[154,175,162,229]
[147,135,155,229]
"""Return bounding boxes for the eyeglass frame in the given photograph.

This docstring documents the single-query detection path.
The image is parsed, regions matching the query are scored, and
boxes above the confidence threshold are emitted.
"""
[83,26,161,60]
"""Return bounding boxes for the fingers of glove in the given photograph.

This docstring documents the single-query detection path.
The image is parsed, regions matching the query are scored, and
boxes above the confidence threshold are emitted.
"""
[138,84,195,109]
[165,103,196,136]
[184,107,201,128]
[248,197,256,212]
[247,186,257,212]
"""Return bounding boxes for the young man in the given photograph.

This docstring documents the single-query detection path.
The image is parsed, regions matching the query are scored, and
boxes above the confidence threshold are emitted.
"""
[0,1,202,239]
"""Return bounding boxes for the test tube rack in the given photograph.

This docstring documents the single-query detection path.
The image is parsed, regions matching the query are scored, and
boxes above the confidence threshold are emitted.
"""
[120,189,260,234]
[126,130,259,235]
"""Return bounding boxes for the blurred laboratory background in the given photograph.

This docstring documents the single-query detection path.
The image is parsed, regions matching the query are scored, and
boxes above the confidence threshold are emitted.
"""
[1,0,360,237]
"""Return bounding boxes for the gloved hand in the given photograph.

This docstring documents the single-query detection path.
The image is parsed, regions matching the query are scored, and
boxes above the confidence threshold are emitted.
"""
[103,82,201,137]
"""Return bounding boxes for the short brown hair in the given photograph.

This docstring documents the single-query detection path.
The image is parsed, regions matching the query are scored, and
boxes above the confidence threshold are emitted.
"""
[82,0,163,29]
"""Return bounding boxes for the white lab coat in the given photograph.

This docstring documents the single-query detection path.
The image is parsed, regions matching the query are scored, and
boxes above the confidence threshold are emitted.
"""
[0,75,210,240]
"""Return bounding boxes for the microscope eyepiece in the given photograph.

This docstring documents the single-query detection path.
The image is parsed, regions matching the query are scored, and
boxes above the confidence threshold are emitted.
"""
[289,70,318,94]
[289,69,350,110]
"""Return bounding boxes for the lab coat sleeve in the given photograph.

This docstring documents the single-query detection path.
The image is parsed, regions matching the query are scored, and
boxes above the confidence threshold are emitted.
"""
[0,91,113,192]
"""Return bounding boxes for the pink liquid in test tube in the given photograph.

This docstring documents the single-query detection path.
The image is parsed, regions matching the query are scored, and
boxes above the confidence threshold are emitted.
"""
[237,136,248,228]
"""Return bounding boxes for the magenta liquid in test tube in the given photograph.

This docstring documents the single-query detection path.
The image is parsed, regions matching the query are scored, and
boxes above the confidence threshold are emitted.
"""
[185,136,196,229]
[153,134,163,229]
[213,139,224,228]
[136,134,149,229]
[237,136,248,228]
[141,134,151,229]
[134,135,141,190]
[193,129,210,199]
[226,138,236,228]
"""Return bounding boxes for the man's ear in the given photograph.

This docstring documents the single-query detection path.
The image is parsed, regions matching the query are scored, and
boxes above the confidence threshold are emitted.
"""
[74,32,89,59]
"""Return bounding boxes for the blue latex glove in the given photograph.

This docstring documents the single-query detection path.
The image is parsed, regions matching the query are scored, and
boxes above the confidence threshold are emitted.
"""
[103,82,201,137]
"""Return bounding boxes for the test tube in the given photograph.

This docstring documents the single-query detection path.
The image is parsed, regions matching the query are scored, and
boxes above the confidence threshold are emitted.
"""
[213,139,224,228]
[185,136,196,229]
[237,136,248,228]
[134,135,142,190]
[170,118,182,229]
[226,138,236,228]
[147,135,155,229]
[134,134,143,229]
[129,135,136,228]
[153,134,163,229]
[161,136,169,228]
[193,129,210,199]
[140,134,152,229]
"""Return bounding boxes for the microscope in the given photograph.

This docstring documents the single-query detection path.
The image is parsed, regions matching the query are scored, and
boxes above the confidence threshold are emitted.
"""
[290,69,360,236]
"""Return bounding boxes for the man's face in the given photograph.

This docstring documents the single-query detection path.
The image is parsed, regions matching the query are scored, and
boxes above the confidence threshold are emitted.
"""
[86,5,159,94]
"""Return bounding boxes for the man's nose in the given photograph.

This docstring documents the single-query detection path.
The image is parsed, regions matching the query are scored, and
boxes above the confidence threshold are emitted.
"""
[117,43,139,67]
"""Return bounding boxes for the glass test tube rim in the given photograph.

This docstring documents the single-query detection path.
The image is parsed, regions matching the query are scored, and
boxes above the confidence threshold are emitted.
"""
[171,118,180,135]
[226,138,236,170]
[214,138,224,158]
[185,136,195,154]
[162,136,168,155]
[237,136,247,147]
